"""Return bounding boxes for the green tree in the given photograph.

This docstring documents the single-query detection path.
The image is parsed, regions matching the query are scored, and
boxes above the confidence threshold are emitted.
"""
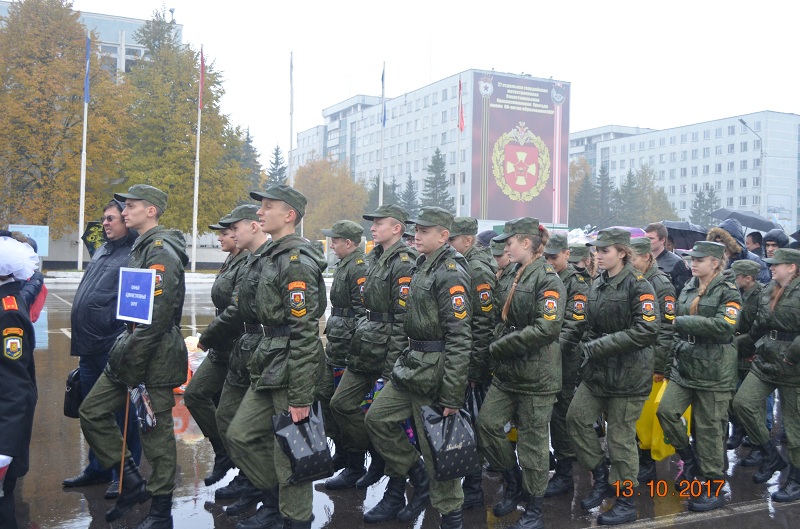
[0,0,134,235]
[570,173,600,230]
[569,156,591,211]
[399,173,419,218]
[690,188,718,229]
[597,163,613,223]
[121,8,247,232]
[240,129,264,191]
[610,166,678,228]
[365,174,400,213]
[266,144,287,185]
[420,148,454,212]
[611,170,639,227]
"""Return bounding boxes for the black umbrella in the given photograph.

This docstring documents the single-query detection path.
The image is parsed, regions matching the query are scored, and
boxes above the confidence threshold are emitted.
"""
[661,220,707,250]
[81,221,105,257]
[710,208,781,232]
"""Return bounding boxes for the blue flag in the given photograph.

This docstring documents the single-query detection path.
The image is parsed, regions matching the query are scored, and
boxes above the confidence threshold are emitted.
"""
[83,36,90,104]
[381,63,386,128]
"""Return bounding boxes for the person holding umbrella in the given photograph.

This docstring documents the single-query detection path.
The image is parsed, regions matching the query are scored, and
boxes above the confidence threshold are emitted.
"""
[707,218,770,284]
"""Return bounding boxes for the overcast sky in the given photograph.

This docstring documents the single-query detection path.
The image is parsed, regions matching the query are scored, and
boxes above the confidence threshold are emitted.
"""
[72,0,799,166]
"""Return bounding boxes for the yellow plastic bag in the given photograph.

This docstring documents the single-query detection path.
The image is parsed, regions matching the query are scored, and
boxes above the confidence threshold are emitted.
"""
[635,379,663,450]
[651,381,692,461]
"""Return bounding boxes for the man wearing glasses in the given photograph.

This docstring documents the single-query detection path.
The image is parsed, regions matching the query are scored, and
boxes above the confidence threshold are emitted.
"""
[63,200,142,498]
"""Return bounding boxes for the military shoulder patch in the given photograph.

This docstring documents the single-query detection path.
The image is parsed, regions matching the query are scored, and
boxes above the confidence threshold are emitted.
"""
[450,285,465,295]
[724,301,740,325]
[664,295,676,321]
[4,334,23,360]
[149,265,165,296]
[477,283,493,312]
[642,299,656,322]
[2,296,18,311]
[452,292,467,319]
[543,293,558,321]
[357,277,366,285]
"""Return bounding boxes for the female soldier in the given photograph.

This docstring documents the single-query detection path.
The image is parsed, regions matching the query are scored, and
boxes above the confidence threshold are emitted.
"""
[733,248,800,502]
[629,237,676,483]
[656,241,740,512]
[477,218,564,529]
[566,228,658,526]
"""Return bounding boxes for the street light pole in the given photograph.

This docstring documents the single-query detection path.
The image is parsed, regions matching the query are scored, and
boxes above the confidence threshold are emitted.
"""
[739,118,764,217]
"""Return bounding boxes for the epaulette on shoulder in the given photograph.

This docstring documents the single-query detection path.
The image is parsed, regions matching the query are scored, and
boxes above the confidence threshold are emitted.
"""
[153,238,164,248]
[725,281,738,290]
[355,257,366,265]
[576,274,586,282]
[399,252,411,262]
[544,264,557,274]
[289,248,301,262]
[2,296,19,311]
[445,258,458,271]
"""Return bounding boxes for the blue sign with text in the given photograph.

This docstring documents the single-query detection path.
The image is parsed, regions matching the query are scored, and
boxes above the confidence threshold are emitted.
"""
[117,267,156,324]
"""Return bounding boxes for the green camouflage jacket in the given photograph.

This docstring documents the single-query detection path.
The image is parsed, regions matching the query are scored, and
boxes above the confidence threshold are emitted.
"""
[463,245,498,384]
[735,281,763,371]
[206,250,249,364]
[642,262,677,376]
[324,248,368,367]
[558,264,590,392]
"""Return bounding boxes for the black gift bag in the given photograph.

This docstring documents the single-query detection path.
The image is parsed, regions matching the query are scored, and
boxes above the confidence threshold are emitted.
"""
[464,384,486,425]
[64,367,82,418]
[419,406,481,481]
[272,401,334,484]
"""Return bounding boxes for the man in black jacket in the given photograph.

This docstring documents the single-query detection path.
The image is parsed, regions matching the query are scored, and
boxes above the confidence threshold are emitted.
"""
[645,223,691,295]
[63,200,142,498]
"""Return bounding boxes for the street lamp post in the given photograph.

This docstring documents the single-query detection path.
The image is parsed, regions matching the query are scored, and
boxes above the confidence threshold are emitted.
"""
[739,118,764,217]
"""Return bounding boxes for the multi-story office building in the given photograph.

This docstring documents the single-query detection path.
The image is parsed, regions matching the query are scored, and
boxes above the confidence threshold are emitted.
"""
[595,111,800,230]
[0,1,183,74]
[569,125,654,176]
[291,69,571,226]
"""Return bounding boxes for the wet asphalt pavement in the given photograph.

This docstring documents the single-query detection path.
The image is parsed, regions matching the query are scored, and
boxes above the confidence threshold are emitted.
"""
[12,283,800,528]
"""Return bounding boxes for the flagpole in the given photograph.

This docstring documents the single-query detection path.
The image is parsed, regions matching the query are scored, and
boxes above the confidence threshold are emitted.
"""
[378,61,385,206]
[456,76,462,216]
[191,46,204,273]
[289,52,294,186]
[77,34,90,271]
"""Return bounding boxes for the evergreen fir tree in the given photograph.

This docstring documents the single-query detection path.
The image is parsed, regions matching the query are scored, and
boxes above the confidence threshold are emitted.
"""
[570,173,600,230]
[267,144,287,185]
[420,148,454,212]
[399,173,419,218]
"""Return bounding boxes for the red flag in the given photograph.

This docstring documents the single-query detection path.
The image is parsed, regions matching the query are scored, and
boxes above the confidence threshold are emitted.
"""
[198,47,205,108]
[458,78,465,132]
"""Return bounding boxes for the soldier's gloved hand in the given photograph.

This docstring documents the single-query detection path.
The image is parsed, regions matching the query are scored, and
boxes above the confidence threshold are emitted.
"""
[577,343,592,378]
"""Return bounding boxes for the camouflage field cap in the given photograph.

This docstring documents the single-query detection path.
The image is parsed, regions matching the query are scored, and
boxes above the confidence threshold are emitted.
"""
[221,204,260,226]
[321,220,364,243]
[630,237,653,255]
[449,217,479,238]
[682,241,726,259]
[731,259,761,277]
[209,213,233,231]
[114,184,168,212]
[493,217,540,242]
[362,204,409,224]
[407,207,454,230]
[250,184,307,217]
[543,233,569,255]
[763,248,800,266]
[568,244,591,263]
[588,227,631,248]
[490,240,506,257]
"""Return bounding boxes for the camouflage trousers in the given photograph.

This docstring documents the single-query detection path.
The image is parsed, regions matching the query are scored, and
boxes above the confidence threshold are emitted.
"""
[330,368,377,452]
[184,356,227,443]
[566,382,646,487]
[550,383,577,461]
[476,385,556,496]
[656,381,731,479]
[216,380,248,455]
[316,365,343,452]
[79,373,177,496]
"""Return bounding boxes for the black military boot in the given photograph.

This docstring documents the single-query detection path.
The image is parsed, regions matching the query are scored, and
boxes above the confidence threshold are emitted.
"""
[205,438,235,486]
[544,457,574,497]
[687,479,726,512]
[106,458,150,522]
[740,446,764,467]
[356,448,385,489]
[461,471,484,509]
[331,449,347,472]
[105,480,120,500]
[325,450,366,490]
[363,476,406,523]
[637,450,656,484]
[597,496,637,525]
[397,459,430,522]
[727,418,745,450]
[772,466,800,503]
[510,497,544,529]
[674,445,700,490]
[440,508,463,529]
[236,487,282,529]
[281,518,311,529]
[225,479,263,516]
[753,442,787,483]
[216,472,249,499]
[133,494,173,529]
[493,465,529,516]
[579,463,614,510]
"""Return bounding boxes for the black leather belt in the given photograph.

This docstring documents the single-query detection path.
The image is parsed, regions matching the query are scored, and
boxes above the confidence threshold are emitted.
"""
[367,310,395,323]
[682,334,733,345]
[243,323,290,337]
[409,339,445,352]
[331,307,356,318]
[768,330,798,341]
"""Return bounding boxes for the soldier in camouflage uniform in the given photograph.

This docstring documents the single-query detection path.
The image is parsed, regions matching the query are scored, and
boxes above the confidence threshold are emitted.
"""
[330,205,416,506]
[727,260,763,451]
[569,244,596,280]
[566,228,658,526]
[198,205,268,517]
[734,249,800,502]
[493,240,515,296]
[476,218,564,529]
[211,186,326,529]
[448,217,497,509]
[628,237,676,484]
[365,207,472,529]
[318,221,368,490]
[542,233,590,498]
[185,210,250,488]
[79,184,188,529]
[657,241,741,512]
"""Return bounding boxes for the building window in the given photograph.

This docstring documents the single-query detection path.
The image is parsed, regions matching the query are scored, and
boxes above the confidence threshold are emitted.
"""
[703,165,710,175]
[424,95,429,107]
[727,180,734,190]
[728,143,735,154]
[728,125,736,135]
[649,155,655,165]
[441,132,447,144]
[659,154,666,163]
[610,160,617,170]
[680,167,687,177]
[753,196,760,205]
[670,152,677,162]
[670,136,676,145]
[692,132,699,142]
[754,121,761,132]
[753,177,761,187]
[753,139,762,150]
[715,145,723,155]
[681,133,688,143]
[659,170,665,180]
[450,174,455,185]
[669,186,676,195]
[740,178,747,188]
[740,160,748,170]
[659,138,666,147]
[649,139,656,149]
[442,89,448,101]
[727,161,734,172]
[715,163,722,173]
[669,169,676,179]
[715,127,723,138]
[620,159,626,169]
[449,152,456,164]
[692,149,698,159]
[691,166,698,176]
[680,201,687,210]
[715,181,722,190]
[681,151,687,161]
[639,141,645,150]
[680,184,687,194]
[740,142,748,152]
[621,145,626,153]
[691,183,698,193]
[703,130,711,140]
[753,158,761,168]
[442,110,448,123]
[739,196,747,206]
[703,147,710,158]
[630,142,636,151]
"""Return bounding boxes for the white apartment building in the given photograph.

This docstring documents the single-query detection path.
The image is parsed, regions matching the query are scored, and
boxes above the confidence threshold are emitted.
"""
[569,125,654,177]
